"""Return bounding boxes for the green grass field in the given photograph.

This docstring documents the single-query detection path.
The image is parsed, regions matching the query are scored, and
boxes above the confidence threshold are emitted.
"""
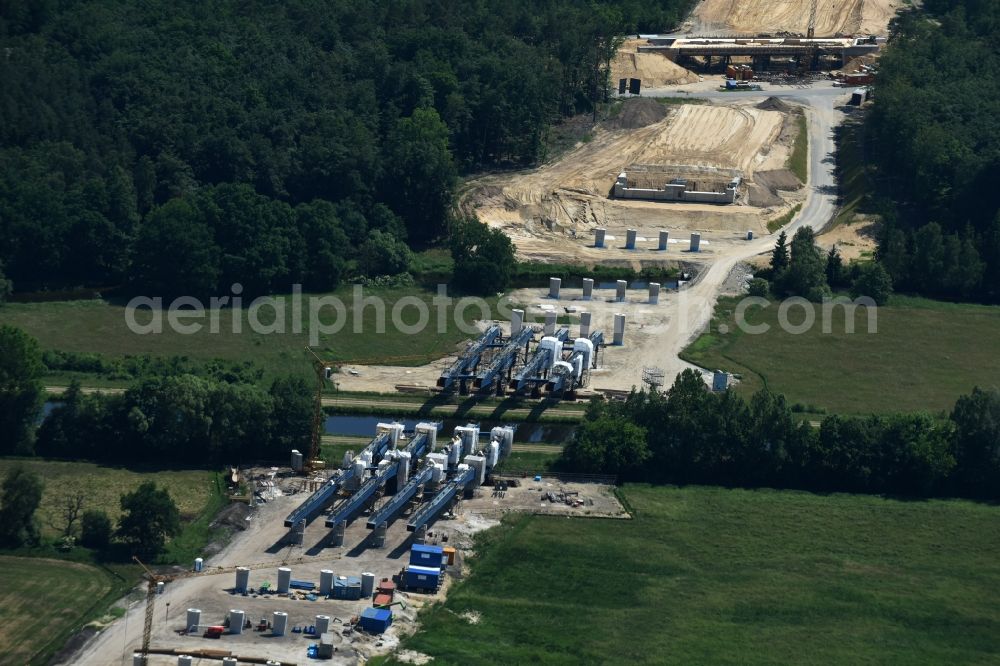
[767,203,802,233]
[0,286,504,386]
[0,459,216,538]
[787,110,809,183]
[501,449,560,473]
[391,485,1000,665]
[681,295,1000,414]
[0,556,119,665]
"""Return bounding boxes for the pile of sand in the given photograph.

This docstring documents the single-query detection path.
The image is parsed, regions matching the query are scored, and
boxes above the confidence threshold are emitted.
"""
[605,98,669,130]
[756,168,803,191]
[748,184,783,207]
[611,39,699,87]
[842,53,879,74]
[756,97,792,113]
[749,168,802,207]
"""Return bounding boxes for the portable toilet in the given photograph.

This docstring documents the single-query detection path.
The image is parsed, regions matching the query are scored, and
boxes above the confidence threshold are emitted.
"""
[359,607,393,634]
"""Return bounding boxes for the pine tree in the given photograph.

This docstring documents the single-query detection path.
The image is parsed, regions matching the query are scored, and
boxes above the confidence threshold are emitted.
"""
[826,246,844,289]
[771,231,789,273]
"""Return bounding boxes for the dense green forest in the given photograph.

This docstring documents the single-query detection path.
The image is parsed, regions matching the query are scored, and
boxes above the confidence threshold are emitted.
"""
[561,370,1000,501]
[0,0,694,296]
[1,320,313,461]
[869,0,1000,303]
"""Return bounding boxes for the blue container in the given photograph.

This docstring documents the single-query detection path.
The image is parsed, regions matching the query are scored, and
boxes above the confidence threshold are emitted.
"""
[332,576,363,600]
[359,607,393,634]
[405,565,440,591]
[409,544,444,568]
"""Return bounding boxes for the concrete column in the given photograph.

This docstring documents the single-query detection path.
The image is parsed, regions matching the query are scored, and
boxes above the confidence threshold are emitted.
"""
[235,567,250,593]
[613,313,626,345]
[616,280,627,302]
[398,452,410,486]
[229,609,245,634]
[331,519,346,547]
[271,612,288,636]
[277,567,291,594]
[319,570,334,595]
[186,609,201,632]
[582,278,594,300]
[649,283,660,304]
[511,309,524,335]
[544,311,556,336]
[658,230,669,250]
[595,228,606,248]
[625,229,637,249]
[690,233,701,252]
[579,312,592,338]
[548,277,561,299]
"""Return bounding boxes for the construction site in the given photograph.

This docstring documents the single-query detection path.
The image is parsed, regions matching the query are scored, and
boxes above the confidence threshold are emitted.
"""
[463,98,803,268]
[82,415,625,666]
[645,35,882,73]
[66,1,907,663]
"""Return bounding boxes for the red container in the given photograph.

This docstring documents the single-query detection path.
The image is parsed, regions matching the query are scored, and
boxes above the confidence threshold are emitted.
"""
[377,581,396,594]
[373,593,393,607]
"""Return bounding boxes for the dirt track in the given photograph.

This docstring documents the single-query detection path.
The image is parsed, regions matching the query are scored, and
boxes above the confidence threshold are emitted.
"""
[689,0,903,36]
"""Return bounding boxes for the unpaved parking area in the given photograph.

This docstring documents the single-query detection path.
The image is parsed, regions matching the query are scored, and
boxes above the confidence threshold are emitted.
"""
[464,479,629,519]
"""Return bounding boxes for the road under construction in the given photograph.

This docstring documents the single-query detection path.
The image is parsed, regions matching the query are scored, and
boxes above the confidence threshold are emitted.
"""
[640,35,881,71]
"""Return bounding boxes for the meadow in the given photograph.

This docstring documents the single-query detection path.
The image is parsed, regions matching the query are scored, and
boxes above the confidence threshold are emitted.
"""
[0,285,506,386]
[0,459,216,538]
[0,556,121,665]
[390,485,1000,664]
[681,295,1000,414]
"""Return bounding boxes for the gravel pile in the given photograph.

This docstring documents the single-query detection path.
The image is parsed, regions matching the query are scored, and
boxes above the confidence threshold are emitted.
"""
[606,98,669,130]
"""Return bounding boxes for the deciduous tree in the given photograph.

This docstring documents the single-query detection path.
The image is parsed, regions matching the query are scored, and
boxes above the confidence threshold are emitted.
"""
[117,482,181,555]
[0,464,43,547]
[0,325,43,454]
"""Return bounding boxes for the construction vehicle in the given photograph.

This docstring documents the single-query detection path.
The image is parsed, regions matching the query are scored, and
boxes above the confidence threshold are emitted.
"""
[132,554,318,664]
[203,625,225,639]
